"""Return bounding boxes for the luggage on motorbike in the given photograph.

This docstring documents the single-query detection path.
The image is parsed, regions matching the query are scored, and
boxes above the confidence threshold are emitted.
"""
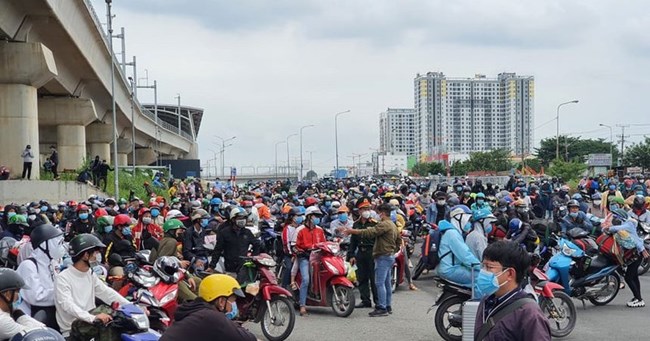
[422,228,446,270]
[596,233,636,266]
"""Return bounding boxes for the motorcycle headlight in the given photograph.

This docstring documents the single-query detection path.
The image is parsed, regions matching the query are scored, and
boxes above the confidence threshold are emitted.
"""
[159,289,178,307]
[561,243,575,257]
[132,312,150,330]
[324,260,340,275]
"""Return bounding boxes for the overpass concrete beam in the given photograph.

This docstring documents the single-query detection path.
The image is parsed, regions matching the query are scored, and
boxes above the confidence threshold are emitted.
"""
[38,97,98,126]
[135,148,157,165]
[111,138,132,155]
[0,42,57,87]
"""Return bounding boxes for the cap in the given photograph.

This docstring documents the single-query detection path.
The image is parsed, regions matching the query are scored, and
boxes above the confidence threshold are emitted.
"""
[357,198,371,209]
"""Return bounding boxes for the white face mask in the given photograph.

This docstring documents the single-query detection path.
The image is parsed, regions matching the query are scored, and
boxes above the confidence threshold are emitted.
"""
[361,211,371,219]
[45,236,65,260]
[142,217,152,225]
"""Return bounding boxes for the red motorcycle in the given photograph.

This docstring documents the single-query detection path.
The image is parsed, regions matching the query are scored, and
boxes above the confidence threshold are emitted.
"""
[294,241,355,317]
[391,229,415,292]
[234,253,295,341]
[529,255,577,338]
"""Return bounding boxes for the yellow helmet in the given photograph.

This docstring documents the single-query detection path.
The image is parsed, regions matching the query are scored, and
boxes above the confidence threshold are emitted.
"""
[198,274,245,302]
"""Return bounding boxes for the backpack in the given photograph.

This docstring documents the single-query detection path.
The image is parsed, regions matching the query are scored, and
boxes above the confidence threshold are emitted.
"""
[422,228,450,269]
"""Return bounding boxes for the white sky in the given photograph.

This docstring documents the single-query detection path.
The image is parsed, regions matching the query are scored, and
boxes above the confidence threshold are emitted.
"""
[92,0,650,176]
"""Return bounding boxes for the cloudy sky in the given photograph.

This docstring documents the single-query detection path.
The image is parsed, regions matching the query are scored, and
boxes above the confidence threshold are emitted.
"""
[93,0,650,176]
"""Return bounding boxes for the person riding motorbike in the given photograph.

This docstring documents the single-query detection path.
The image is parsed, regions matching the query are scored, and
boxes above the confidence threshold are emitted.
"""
[2,215,28,241]
[437,206,480,288]
[571,193,590,214]
[601,183,624,214]
[601,196,625,230]
[602,209,650,308]
[0,268,44,339]
[183,209,211,261]
[132,208,163,252]
[628,196,650,223]
[280,207,303,288]
[512,200,535,223]
[506,218,538,252]
[559,200,594,235]
[160,274,257,341]
[66,204,94,241]
[292,206,326,316]
[16,224,65,330]
[470,193,490,213]
[103,214,136,261]
[54,234,130,338]
[466,208,497,261]
[207,207,260,275]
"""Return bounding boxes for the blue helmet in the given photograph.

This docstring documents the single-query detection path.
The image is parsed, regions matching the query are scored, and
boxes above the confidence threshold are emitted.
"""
[473,207,493,220]
[210,198,223,206]
[508,218,522,234]
[476,192,486,199]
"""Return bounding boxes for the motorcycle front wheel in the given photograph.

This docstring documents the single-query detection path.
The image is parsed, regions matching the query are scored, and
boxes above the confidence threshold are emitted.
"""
[330,285,355,317]
[391,266,398,293]
[412,258,426,280]
[434,296,464,341]
[540,291,577,338]
[639,258,650,276]
[587,274,620,306]
[260,296,296,341]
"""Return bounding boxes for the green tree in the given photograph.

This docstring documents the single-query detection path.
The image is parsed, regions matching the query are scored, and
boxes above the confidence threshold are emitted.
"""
[410,162,445,176]
[449,160,468,176]
[466,149,512,172]
[623,137,650,171]
[547,158,587,182]
[535,136,618,167]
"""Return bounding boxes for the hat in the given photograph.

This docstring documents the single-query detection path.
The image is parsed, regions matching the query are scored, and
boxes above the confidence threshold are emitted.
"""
[389,199,399,206]
[337,206,350,213]
[357,198,371,209]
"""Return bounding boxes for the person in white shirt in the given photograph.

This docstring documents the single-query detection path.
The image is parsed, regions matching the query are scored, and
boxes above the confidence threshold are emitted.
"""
[0,268,44,339]
[16,224,65,330]
[54,234,129,338]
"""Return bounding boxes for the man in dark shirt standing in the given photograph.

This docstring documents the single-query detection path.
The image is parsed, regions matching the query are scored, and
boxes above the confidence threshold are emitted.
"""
[49,145,59,180]
[97,160,113,192]
[347,198,378,308]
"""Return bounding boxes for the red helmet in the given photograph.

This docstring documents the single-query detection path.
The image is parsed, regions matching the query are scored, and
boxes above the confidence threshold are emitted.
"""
[305,197,319,207]
[68,200,78,207]
[113,214,131,226]
[138,207,150,217]
[76,204,89,212]
[242,200,253,208]
[94,208,108,218]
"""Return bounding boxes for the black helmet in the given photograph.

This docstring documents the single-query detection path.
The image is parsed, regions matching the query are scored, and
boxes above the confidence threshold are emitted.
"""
[0,268,28,293]
[497,199,508,208]
[153,256,181,284]
[633,196,645,209]
[30,224,63,248]
[68,233,106,258]
[10,327,64,341]
[567,200,580,208]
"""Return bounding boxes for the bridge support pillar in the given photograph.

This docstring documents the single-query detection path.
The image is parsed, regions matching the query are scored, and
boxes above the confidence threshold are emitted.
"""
[86,122,114,163]
[57,125,86,171]
[117,154,128,167]
[0,42,57,179]
[135,148,157,166]
[112,139,132,167]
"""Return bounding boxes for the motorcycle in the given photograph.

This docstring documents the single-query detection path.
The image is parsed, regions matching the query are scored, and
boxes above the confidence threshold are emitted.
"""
[430,276,471,341]
[235,253,295,341]
[636,221,650,275]
[529,254,576,338]
[412,224,439,280]
[545,233,620,306]
[391,229,414,292]
[109,303,161,341]
[293,241,355,317]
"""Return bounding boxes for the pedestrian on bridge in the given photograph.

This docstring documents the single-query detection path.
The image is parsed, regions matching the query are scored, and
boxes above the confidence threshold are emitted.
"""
[49,145,59,180]
[20,145,34,180]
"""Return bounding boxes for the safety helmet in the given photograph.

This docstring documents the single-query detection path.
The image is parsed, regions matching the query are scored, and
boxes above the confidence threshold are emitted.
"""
[152,256,181,284]
[210,198,223,206]
[513,199,526,208]
[241,200,253,208]
[9,214,28,227]
[609,196,625,205]
[165,209,185,220]
[611,209,629,225]
[9,327,64,341]
[567,200,580,208]
[198,274,245,302]
[473,208,494,220]
[76,204,89,212]
[68,234,106,258]
[30,224,63,248]
[571,193,582,201]
[94,208,108,219]
[0,268,28,294]
[191,209,210,221]
[305,206,323,216]
[229,207,248,220]
[508,218,523,234]
[113,214,132,227]
[476,192,486,199]
[162,219,186,233]
[304,197,319,207]
[497,199,508,208]
[104,198,116,206]
[118,198,128,205]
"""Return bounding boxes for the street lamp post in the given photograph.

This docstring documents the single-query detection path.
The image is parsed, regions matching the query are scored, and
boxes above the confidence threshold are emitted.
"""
[334,110,351,178]
[214,135,236,177]
[286,133,297,178]
[127,77,136,173]
[275,141,286,180]
[556,100,579,160]
[299,125,314,181]
[137,80,158,164]
[105,0,119,197]
[599,123,614,167]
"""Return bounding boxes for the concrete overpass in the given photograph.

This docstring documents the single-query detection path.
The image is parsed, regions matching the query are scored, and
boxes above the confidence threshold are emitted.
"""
[0,0,201,179]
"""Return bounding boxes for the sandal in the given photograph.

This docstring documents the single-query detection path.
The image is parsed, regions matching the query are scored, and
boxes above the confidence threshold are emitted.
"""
[299,307,309,316]
[290,282,298,290]
[409,283,418,291]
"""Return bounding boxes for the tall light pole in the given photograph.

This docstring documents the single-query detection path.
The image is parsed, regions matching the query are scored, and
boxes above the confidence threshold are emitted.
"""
[175,94,181,135]
[334,110,351,178]
[105,0,119,197]
[137,80,158,164]
[556,100,579,160]
[127,77,136,173]
[214,135,236,177]
[275,141,286,180]
[299,125,314,181]
[599,123,614,167]
[286,133,298,178]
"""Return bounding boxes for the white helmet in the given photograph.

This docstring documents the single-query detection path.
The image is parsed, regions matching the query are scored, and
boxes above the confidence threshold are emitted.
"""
[305,206,323,216]
[165,209,184,220]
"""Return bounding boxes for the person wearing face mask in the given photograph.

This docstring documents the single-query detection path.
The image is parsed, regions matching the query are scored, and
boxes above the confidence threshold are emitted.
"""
[132,208,163,252]
[346,198,378,309]
[1,205,17,232]
[628,195,650,223]
[150,219,186,263]
[150,203,164,226]
[0,269,45,339]
[466,208,497,261]
[473,241,551,341]
[470,193,491,213]
[328,206,352,241]
[54,234,130,338]
[293,207,327,315]
[601,182,624,215]
[182,209,211,261]
[207,208,260,275]
[559,200,593,235]
[66,205,94,241]
[241,201,259,229]
[280,208,303,289]
[461,186,474,207]
[426,192,449,225]
[16,224,65,330]
[116,198,129,215]
[2,215,28,241]
[103,214,136,261]
[160,274,257,341]
[437,206,481,288]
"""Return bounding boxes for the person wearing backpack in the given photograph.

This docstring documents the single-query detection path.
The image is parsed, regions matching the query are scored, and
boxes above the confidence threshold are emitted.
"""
[436,206,480,287]
[474,240,551,340]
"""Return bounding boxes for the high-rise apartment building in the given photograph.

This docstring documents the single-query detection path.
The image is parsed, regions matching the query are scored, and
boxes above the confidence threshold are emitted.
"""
[413,72,534,157]
[379,108,417,155]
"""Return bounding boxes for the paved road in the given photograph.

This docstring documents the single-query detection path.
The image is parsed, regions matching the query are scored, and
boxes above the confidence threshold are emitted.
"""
[249,258,650,341]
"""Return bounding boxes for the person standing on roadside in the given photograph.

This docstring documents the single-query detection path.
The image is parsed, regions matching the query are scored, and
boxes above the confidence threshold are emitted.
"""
[49,146,59,180]
[342,203,400,317]
[20,145,34,180]
[346,198,378,309]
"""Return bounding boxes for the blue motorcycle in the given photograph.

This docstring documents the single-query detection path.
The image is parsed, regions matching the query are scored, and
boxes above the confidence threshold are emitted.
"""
[114,304,161,341]
[545,232,620,306]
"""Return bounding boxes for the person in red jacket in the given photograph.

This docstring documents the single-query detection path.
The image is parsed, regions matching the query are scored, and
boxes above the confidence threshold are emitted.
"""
[132,208,163,251]
[293,206,325,316]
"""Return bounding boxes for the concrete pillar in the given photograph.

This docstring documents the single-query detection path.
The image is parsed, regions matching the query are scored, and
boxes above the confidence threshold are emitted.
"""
[112,138,132,168]
[135,148,157,166]
[0,42,57,179]
[86,122,114,163]
[38,98,98,171]
[88,143,110,163]
[117,153,128,167]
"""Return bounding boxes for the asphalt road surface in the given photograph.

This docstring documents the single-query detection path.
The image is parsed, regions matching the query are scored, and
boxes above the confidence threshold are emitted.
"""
[249,258,650,341]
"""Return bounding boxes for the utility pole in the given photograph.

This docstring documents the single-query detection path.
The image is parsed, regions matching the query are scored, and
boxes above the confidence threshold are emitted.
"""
[105,0,119,198]
[175,94,181,135]
[617,124,630,166]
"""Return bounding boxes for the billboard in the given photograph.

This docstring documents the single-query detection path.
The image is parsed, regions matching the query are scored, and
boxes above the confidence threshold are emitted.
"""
[587,154,612,167]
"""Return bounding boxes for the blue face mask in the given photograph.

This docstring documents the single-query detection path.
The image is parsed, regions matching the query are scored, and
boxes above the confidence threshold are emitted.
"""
[474,269,507,299]
[324,201,332,208]
[201,218,209,228]
[390,211,397,223]
[7,212,16,218]
[78,213,89,220]
[569,212,579,218]
[151,209,160,218]
[12,293,22,311]
[41,206,48,213]
[225,301,238,320]
[338,213,348,223]
[484,223,493,235]
[104,225,113,234]
[609,185,616,191]
[476,200,484,205]
[122,226,132,236]
[295,216,305,224]
[462,222,473,233]
[312,217,321,225]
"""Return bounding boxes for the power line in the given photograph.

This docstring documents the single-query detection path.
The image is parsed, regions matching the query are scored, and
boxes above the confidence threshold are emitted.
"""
[534,117,557,131]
